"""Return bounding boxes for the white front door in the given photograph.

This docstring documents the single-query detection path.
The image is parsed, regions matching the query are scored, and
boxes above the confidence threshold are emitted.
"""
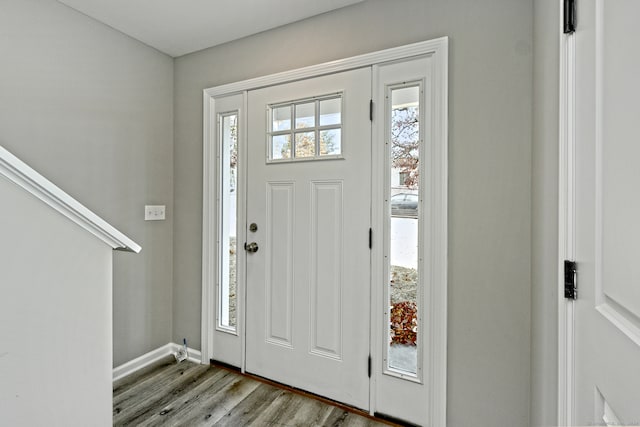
[570,0,640,423]
[245,68,371,410]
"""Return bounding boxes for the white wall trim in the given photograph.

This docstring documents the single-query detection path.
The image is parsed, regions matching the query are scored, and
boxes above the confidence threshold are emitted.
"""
[112,343,203,382]
[0,145,141,253]
[558,14,576,427]
[202,37,447,423]
[430,39,449,427]
[201,90,216,365]
[203,38,448,98]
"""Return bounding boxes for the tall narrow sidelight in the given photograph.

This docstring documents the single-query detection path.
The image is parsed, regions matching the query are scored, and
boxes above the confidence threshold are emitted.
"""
[387,85,421,376]
[219,112,238,331]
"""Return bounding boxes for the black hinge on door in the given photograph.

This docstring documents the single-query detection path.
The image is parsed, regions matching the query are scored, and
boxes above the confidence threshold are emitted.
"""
[367,355,372,378]
[368,228,372,249]
[369,99,373,121]
[564,0,576,34]
[564,260,577,299]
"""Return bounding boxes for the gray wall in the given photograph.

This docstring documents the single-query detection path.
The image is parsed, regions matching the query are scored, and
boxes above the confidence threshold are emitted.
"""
[1,176,113,426]
[174,0,533,425]
[0,0,174,367]
[531,0,560,425]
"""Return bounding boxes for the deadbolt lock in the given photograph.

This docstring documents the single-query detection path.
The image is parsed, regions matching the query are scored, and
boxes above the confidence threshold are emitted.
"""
[249,223,258,232]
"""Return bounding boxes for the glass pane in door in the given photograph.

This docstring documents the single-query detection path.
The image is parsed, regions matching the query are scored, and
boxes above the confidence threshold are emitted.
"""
[219,113,238,330]
[387,85,420,375]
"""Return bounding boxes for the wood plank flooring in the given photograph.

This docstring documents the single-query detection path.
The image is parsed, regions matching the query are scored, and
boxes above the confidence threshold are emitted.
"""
[113,357,396,426]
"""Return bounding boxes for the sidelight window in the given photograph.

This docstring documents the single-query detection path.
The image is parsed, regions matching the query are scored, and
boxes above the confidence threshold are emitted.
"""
[386,84,421,377]
[218,112,238,332]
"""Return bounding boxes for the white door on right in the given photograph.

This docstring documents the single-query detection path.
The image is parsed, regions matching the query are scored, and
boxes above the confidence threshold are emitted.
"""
[573,0,640,424]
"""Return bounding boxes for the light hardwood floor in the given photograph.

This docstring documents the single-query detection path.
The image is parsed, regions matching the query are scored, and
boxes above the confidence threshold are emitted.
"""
[113,357,397,426]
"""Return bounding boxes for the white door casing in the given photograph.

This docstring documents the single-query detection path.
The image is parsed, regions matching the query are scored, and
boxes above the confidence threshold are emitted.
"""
[202,38,448,426]
[560,0,640,424]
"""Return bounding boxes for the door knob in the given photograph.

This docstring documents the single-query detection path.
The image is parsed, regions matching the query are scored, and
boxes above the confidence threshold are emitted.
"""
[244,242,259,253]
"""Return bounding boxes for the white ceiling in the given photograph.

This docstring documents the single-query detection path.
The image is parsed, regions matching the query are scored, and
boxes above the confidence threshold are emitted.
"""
[56,0,365,57]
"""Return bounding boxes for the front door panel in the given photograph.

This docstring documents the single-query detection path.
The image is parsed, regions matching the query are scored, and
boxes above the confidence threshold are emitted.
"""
[245,68,371,410]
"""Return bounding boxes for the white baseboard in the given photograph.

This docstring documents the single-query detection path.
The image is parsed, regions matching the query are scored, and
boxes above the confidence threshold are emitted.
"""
[113,342,203,382]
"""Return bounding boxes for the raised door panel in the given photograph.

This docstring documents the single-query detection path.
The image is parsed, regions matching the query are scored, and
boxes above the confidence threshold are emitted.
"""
[265,182,295,346]
[310,180,344,359]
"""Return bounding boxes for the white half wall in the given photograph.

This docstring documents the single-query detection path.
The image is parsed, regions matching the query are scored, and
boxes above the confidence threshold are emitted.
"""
[0,177,113,426]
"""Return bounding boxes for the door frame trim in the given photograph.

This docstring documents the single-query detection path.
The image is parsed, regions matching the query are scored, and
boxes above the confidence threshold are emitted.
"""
[558,8,576,427]
[201,37,448,426]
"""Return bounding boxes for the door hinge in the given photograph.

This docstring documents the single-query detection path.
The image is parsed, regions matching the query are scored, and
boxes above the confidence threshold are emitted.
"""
[367,355,372,378]
[368,228,372,249]
[564,260,577,300]
[564,0,576,34]
[369,99,373,121]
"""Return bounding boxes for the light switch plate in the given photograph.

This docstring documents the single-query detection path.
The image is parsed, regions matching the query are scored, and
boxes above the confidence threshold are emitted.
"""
[145,205,166,221]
